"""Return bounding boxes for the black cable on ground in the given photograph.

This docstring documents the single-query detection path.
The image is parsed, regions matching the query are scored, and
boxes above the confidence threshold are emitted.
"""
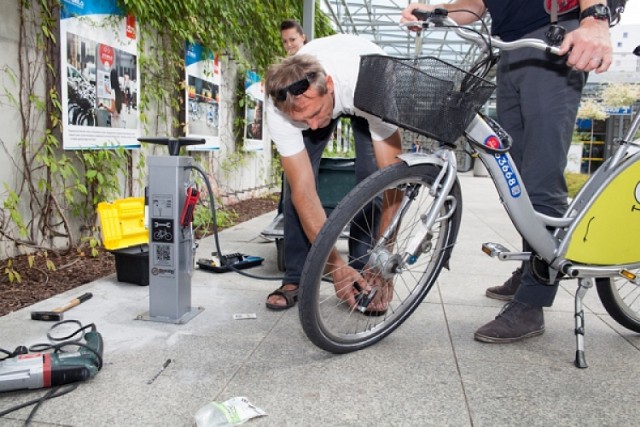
[186,164,284,282]
[0,384,78,422]
[226,262,282,281]
[29,321,103,371]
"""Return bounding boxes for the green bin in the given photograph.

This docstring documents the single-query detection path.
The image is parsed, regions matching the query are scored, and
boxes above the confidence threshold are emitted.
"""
[317,157,356,213]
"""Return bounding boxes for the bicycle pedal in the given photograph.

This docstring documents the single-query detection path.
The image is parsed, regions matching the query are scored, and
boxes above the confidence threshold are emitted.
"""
[481,242,511,258]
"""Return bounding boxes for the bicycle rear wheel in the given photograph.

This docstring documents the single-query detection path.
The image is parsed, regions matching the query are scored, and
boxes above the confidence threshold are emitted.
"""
[298,161,462,353]
[596,271,640,332]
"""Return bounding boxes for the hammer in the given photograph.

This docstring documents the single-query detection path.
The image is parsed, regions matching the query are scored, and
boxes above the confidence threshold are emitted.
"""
[30,292,93,321]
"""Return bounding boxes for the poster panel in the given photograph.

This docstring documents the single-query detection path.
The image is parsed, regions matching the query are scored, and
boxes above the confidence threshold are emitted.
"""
[244,70,264,152]
[186,42,221,151]
[60,0,140,149]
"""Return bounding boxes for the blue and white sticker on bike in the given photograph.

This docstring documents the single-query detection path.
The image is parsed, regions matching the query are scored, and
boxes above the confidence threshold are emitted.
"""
[493,153,521,198]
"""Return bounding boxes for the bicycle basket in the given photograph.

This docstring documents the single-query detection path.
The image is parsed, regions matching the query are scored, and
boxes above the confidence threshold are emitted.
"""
[354,55,496,144]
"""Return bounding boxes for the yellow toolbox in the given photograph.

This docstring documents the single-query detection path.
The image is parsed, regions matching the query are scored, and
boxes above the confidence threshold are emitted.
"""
[97,197,147,250]
[97,197,149,286]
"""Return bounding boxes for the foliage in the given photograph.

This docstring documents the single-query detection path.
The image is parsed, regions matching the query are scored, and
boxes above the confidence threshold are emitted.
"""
[566,172,589,198]
[271,150,284,189]
[322,117,356,158]
[0,1,134,267]
[192,203,238,233]
[601,83,640,108]
[122,0,335,141]
[577,99,608,120]
[119,0,334,76]
[70,147,131,221]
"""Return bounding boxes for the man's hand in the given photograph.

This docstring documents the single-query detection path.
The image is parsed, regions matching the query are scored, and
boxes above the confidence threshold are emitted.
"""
[330,261,367,308]
[401,0,484,28]
[400,3,436,30]
[362,269,394,312]
[559,18,612,73]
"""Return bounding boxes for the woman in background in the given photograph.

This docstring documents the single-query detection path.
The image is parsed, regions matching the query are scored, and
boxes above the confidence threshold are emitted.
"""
[280,19,306,56]
[100,69,123,128]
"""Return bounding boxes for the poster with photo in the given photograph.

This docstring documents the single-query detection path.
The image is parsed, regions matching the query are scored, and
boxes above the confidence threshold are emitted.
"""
[60,0,140,149]
[186,42,221,151]
[244,70,264,152]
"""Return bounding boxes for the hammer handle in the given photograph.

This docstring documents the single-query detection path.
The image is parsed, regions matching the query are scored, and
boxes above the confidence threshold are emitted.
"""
[53,292,93,313]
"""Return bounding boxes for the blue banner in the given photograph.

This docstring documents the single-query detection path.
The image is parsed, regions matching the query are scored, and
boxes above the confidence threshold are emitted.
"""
[61,0,122,19]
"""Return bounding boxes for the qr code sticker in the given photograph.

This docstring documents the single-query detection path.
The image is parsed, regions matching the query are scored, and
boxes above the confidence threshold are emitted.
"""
[155,244,173,266]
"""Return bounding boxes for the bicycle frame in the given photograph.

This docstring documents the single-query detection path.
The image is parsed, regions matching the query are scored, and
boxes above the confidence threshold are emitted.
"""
[400,108,640,270]
[399,12,640,282]
[467,112,640,277]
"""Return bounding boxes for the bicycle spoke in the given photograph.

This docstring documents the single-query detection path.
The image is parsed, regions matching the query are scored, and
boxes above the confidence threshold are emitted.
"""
[299,162,462,353]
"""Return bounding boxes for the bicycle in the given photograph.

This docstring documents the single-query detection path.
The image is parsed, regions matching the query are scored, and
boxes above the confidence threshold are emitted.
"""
[68,82,97,127]
[297,10,640,368]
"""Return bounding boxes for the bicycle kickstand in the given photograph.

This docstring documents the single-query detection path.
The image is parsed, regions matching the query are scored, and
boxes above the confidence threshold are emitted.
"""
[574,277,594,369]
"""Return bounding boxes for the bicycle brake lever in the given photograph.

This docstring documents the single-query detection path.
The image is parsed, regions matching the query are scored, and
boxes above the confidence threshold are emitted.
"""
[412,8,449,28]
[544,24,566,47]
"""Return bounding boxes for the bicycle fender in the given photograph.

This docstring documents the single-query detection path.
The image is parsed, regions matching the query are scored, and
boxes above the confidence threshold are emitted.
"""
[397,152,445,168]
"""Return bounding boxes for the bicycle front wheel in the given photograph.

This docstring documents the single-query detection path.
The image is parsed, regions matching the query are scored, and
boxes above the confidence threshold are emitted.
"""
[298,161,462,353]
[596,271,640,332]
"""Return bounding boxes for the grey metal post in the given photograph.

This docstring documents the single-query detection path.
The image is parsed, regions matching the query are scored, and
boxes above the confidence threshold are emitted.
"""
[139,155,203,324]
[303,0,315,41]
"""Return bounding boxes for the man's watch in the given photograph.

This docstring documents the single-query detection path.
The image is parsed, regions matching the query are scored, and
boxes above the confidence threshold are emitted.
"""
[579,4,611,24]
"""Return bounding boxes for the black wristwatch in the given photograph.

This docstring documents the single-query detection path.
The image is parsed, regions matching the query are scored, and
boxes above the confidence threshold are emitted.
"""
[579,4,611,24]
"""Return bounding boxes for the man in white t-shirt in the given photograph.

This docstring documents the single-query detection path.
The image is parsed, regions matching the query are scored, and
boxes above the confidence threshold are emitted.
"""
[265,34,402,312]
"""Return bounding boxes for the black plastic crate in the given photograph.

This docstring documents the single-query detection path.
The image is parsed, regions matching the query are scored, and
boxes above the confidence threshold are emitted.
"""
[111,244,149,286]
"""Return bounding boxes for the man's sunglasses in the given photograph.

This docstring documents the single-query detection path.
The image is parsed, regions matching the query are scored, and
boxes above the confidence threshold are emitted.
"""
[275,72,316,102]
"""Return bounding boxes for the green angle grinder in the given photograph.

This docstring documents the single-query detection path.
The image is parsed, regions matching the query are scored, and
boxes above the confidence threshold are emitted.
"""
[0,331,103,392]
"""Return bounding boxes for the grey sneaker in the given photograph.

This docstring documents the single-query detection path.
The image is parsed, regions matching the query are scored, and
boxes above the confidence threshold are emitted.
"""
[474,301,544,343]
[485,268,522,301]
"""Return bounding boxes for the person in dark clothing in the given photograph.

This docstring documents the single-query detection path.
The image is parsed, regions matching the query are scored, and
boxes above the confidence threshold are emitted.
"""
[402,0,612,342]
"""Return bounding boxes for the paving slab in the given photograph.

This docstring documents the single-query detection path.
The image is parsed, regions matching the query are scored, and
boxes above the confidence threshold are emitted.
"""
[1,172,639,426]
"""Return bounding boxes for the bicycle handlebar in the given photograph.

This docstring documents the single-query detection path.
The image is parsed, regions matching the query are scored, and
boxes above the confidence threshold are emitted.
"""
[403,9,562,56]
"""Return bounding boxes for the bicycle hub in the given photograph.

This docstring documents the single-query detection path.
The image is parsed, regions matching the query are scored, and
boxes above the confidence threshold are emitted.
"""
[368,247,402,279]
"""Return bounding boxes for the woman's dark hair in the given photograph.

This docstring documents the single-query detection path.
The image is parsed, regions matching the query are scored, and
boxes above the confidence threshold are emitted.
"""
[280,19,305,40]
[110,68,123,114]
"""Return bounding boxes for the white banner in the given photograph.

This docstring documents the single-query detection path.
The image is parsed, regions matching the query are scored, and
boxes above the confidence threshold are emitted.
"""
[244,70,265,152]
[60,0,140,149]
[186,42,221,151]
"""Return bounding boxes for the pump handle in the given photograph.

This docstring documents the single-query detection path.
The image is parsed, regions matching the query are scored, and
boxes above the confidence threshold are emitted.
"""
[138,137,205,156]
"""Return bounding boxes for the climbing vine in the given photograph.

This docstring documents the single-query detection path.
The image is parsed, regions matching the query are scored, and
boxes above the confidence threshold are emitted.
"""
[0,0,333,262]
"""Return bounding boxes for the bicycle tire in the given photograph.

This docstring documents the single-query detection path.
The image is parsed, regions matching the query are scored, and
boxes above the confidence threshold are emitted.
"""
[298,161,462,353]
[596,272,640,332]
[77,111,95,127]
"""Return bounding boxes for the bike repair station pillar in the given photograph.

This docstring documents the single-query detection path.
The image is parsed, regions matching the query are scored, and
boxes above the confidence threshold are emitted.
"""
[140,154,203,324]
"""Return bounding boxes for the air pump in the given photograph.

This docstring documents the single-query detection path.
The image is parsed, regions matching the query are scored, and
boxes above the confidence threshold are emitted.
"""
[137,137,205,324]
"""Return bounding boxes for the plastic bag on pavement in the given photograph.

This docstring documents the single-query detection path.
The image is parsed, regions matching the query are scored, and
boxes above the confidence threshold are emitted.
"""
[194,396,267,427]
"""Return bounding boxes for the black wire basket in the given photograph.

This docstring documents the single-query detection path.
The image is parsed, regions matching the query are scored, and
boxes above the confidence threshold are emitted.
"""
[354,55,496,144]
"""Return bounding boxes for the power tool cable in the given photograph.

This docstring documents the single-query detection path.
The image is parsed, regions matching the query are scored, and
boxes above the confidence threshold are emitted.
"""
[28,321,103,370]
[0,384,78,419]
[0,321,102,424]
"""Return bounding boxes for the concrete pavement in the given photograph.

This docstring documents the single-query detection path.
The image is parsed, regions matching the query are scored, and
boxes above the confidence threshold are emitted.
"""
[1,172,640,426]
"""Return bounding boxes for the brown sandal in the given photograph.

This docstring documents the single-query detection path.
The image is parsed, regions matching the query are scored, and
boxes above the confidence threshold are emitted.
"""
[265,284,299,311]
